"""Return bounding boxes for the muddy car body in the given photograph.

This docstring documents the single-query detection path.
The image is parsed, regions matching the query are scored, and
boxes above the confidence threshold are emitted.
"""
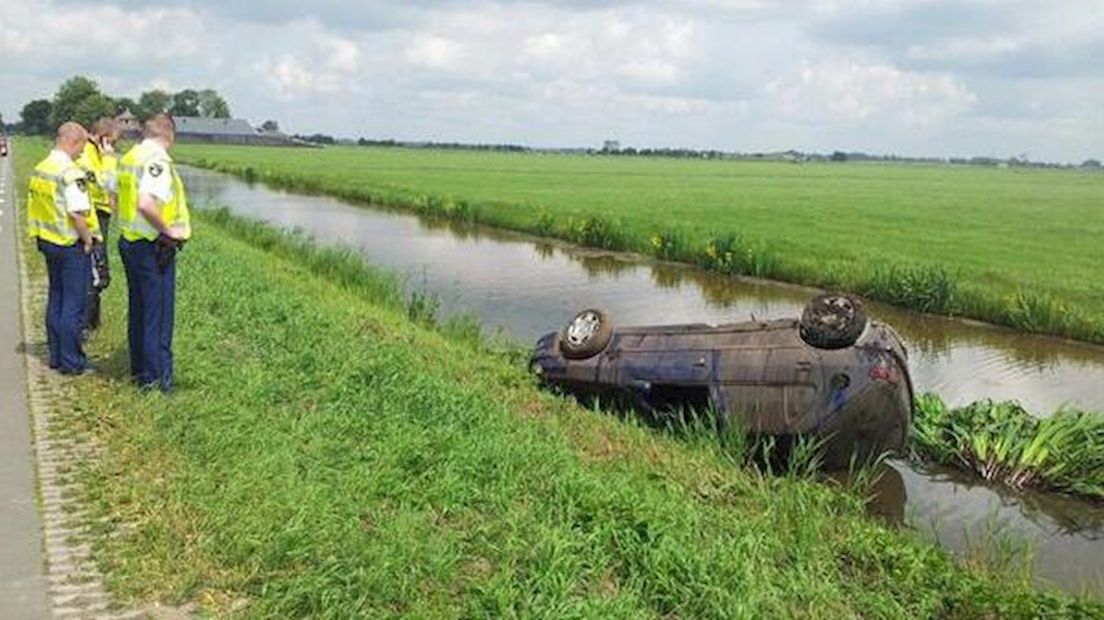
[531,297,914,468]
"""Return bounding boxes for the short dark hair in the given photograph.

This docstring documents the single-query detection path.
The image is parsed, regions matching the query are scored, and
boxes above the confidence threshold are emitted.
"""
[144,114,176,139]
[91,117,118,138]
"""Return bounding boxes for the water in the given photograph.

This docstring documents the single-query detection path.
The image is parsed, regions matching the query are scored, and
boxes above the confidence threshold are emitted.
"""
[182,166,1104,596]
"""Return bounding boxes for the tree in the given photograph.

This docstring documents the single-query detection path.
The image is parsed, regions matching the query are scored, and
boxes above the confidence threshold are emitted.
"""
[21,99,54,135]
[138,89,172,119]
[51,75,102,127]
[1081,159,1101,169]
[170,89,201,117]
[830,150,848,162]
[294,133,335,145]
[113,97,139,115]
[72,94,117,128]
[197,89,231,118]
[260,120,280,132]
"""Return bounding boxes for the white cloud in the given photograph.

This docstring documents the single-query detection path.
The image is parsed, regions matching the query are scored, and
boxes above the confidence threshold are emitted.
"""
[907,36,1021,62]
[0,0,203,63]
[522,33,562,60]
[405,35,463,70]
[766,60,977,126]
[254,22,365,99]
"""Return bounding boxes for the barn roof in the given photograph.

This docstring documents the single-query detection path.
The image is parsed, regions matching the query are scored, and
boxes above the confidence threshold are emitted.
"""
[174,116,256,136]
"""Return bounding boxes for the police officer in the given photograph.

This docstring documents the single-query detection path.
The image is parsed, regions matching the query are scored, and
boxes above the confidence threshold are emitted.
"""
[77,117,119,333]
[117,114,190,392]
[27,122,97,374]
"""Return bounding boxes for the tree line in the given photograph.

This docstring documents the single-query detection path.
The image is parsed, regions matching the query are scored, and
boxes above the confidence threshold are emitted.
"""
[15,75,232,135]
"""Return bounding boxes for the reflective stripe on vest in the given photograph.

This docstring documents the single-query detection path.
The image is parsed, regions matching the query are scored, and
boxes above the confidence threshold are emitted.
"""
[117,143,191,242]
[26,160,88,246]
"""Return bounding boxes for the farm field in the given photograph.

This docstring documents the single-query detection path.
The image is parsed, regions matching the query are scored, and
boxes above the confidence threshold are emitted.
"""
[175,144,1104,344]
[13,140,1102,617]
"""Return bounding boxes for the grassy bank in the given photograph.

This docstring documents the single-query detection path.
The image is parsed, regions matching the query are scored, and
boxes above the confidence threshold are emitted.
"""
[13,139,1101,617]
[913,395,1104,500]
[175,144,1104,345]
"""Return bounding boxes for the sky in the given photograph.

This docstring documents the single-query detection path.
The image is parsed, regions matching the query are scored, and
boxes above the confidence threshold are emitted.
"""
[1,0,1101,162]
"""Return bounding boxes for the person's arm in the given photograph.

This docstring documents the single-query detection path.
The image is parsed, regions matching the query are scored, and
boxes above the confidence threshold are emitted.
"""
[63,175,94,252]
[70,212,93,253]
[137,159,181,239]
[137,193,179,239]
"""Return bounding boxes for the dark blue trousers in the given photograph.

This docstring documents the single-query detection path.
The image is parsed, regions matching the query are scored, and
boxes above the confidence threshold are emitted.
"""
[119,238,176,391]
[38,239,90,373]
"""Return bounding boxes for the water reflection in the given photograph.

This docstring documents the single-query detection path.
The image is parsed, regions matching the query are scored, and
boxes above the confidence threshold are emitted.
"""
[182,166,1104,596]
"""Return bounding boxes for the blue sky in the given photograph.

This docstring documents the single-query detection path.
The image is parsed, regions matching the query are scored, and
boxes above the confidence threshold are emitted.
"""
[1,0,1101,161]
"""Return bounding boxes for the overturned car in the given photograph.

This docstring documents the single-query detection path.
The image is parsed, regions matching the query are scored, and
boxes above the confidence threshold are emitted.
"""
[530,294,914,469]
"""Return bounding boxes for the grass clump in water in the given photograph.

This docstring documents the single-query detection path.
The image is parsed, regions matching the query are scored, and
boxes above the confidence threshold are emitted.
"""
[912,394,1104,500]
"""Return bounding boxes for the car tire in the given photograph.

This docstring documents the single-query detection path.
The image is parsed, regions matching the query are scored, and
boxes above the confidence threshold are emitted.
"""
[559,309,613,360]
[800,294,867,350]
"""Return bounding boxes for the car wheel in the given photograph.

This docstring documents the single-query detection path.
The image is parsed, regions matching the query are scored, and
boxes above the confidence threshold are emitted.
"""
[559,309,613,359]
[800,294,867,349]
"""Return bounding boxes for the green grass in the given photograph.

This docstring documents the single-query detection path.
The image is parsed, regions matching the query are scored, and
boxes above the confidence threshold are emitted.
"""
[12,138,1103,617]
[175,144,1104,344]
[913,395,1104,500]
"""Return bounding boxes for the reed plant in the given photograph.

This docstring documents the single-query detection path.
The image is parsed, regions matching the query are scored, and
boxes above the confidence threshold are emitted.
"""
[863,264,957,314]
[913,394,1104,500]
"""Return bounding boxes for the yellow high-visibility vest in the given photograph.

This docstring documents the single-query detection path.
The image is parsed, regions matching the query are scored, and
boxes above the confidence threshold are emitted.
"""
[27,153,99,246]
[117,141,191,242]
[76,141,115,214]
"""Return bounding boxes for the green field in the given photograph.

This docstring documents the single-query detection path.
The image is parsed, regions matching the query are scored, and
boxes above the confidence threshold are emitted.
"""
[13,139,1102,617]
[176,144,1104,344]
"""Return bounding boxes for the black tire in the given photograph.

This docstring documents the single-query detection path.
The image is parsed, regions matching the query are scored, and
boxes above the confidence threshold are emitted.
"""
[800,294,867,350]
[559,309,613,360]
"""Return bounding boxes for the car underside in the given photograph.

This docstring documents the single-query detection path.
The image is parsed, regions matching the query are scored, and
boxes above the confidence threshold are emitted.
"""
[530,295,914,469]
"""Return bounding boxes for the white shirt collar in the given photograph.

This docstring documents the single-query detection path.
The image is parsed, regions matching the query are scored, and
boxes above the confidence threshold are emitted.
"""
[48,149,75,166]
[140,138,171,160]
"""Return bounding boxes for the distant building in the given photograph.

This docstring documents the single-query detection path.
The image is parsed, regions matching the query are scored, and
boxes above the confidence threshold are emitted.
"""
[115,109,141,139]
[171,116,297,146]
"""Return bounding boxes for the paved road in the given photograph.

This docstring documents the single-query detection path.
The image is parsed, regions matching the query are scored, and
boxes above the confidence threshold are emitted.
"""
[0,149,49,618]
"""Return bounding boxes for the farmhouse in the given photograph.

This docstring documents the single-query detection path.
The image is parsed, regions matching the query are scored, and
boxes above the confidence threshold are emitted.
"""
[173,116,299,146]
